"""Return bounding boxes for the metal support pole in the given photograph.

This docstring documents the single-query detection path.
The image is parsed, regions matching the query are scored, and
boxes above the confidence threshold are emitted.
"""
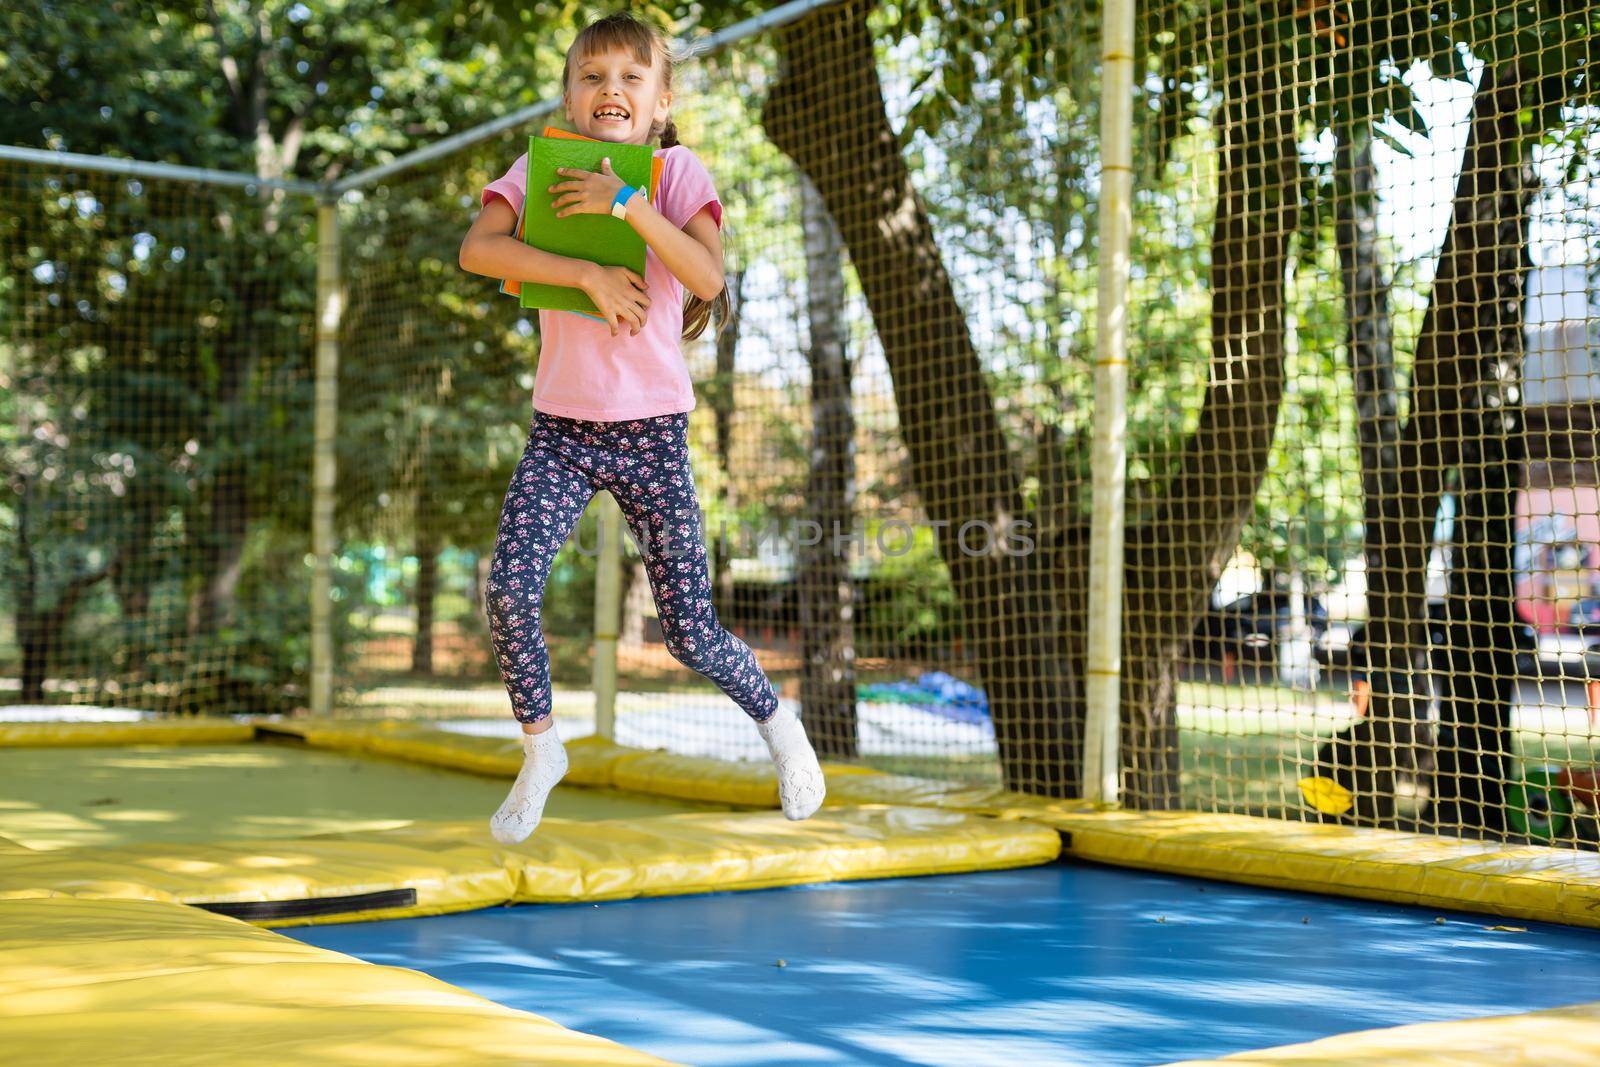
[592,491,623,740]
[1082,0,1136,803]
[310,199,341,718]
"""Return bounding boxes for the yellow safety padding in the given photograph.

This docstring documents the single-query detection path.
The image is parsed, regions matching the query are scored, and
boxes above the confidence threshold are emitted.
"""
[0,830,516,924]
[498,805,1064,901]
[270,720,634,786]
[609,749,782,806]
[0,720,254,747]
[1039,808,1600,930]
[260,724,1087,821]
[560,735,646,786]
[282,808,1059,905]
[1159,998,1600,1066]
[824,770,1103,822]
[261,727,1088,821]
[0,896,678,1066]
[0,806,1058,925]
[516,736,1089,821]
[607,748,876,807]
[308,721,525,776]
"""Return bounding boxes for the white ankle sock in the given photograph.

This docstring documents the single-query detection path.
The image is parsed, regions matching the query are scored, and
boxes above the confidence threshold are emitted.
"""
[489,725,569,844]
[756,708,825,820]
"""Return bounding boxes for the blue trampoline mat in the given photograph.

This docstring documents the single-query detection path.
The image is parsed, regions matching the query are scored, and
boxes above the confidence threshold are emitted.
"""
[288,859,1600,1066]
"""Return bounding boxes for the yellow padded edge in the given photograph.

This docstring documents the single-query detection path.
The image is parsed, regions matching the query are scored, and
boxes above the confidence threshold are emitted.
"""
[1159,998,1600,1066]
[608,748,878,807]
[440,806,1062,902]
[0,807,1059,925]
[0,830,517,923]
[263,723,1080,820]
[272,720,632,787]
[0,896,677,1066]
[824,770,1102,821]
[552,735,641,787]
[12,722,1596,932]
[1039,809,1600,930]
[469,732,1084,820]
[0,720,255,747]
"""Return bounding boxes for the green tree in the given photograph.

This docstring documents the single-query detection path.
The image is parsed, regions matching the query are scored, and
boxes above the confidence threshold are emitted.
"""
[0,0,565,709]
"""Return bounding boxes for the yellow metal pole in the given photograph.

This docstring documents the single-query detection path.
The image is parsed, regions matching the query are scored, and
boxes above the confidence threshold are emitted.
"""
[592,492,623,740]
[310,199,341,719]
[1082,0,1136,803]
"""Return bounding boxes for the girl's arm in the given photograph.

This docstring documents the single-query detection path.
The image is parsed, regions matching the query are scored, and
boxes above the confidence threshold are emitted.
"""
[459,196,602,289]
[615,196,723,301]
[550,160,725,301]
[461,196,651,336]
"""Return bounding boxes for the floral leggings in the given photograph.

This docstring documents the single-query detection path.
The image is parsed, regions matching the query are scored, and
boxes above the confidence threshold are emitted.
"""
[485,409,780,727]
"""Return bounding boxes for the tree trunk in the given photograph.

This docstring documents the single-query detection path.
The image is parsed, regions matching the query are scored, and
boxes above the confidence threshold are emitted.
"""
[1314,124,1427,826]
[15,471,120,703]
[763,0,1078,793]
[193,182,285,641]
[109,487,159,622]
[14,472,46,704]
[621,559,649,646]
[193,448,250,635]
[708,268,744,620]
[1334,129,1400,507]
[1424,67,1537,836]
[466,550,482,617]
[186,7,305,643]
[1319,68,1537,830]
[190,267,258,639]
[412,513,438,675]
[1120,33,1303,808]
[797,170,859,758]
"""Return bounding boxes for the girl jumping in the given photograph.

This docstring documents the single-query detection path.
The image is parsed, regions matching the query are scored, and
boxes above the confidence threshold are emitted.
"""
[458,11,825,844]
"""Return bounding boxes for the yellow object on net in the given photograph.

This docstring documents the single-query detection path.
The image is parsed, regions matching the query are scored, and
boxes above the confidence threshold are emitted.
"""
[1298,775,1355,816]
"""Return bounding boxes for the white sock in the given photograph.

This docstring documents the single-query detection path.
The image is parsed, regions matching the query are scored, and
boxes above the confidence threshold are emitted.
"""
[489,724,569,844]
[756,707,825,820]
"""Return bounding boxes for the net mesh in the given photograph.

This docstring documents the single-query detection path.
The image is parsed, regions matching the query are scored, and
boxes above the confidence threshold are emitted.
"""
[1126,0,1600,845]
[1,164,315,718]
[4,1,1600,850]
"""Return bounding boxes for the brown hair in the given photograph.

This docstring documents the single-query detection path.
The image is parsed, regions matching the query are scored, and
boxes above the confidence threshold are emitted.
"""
[563,12,731,342]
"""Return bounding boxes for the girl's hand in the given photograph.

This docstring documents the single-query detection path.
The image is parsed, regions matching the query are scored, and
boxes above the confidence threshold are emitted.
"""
[583,263,650,337]
[550,158,628,219]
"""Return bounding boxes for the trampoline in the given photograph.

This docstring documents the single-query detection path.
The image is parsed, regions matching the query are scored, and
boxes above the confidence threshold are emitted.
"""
[3,719,1600,1066]
[289,860,1600,1066]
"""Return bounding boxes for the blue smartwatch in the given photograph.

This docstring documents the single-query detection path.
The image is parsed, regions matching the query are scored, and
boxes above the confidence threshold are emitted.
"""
[610,184,643,219]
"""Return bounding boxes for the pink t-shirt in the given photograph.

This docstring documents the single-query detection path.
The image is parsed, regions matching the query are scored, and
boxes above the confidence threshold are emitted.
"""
[481,143,724,422]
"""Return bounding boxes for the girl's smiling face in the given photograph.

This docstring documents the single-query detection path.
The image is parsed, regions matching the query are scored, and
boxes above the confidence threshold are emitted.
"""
[564,46,671,145]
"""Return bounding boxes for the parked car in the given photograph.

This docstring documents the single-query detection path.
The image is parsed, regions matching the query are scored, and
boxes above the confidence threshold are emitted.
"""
[1190,590,1329,665]
[1315,599,1538,674]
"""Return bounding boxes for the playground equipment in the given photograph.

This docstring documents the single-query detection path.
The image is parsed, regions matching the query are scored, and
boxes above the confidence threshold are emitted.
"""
[1504,766,1600,844]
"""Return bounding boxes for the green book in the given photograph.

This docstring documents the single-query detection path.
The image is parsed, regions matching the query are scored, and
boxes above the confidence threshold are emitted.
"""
[502,130,660,320]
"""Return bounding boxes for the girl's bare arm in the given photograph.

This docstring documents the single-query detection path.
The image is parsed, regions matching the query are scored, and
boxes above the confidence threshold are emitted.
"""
[459,196,602,289]
[461,196,651,336]
[548,161,725,301]
[615,197,723,301]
